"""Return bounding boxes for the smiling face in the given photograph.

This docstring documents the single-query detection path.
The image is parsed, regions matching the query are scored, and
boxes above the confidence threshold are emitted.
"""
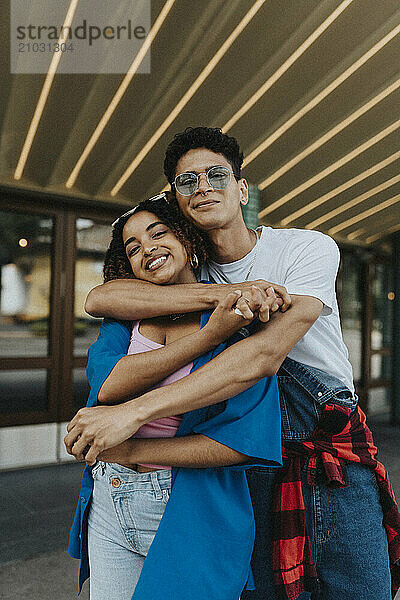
[122,211,196,285]
[174,148,248,231]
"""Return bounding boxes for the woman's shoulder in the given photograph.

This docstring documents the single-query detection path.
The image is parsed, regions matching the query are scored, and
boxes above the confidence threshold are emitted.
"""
[137,316,167,345]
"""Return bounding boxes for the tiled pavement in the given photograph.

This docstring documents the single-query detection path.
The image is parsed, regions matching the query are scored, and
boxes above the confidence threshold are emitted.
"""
[0,419,399,600]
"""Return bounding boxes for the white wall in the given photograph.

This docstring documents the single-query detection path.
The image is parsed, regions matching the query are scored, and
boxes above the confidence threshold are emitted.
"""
[0,422,75,470]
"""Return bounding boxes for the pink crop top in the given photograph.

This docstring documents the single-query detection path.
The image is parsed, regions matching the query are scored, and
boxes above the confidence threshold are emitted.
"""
[128,320,193,469]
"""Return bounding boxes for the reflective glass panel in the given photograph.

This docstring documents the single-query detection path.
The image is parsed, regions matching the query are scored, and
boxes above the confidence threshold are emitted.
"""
[371,262,394,351]
[74,218,111,356]
[368,386,391,417]
[371,353,391,381]
[0,211,53,357]
[73,367,90,410]
[0,369,48,413]
[339,254,363,381]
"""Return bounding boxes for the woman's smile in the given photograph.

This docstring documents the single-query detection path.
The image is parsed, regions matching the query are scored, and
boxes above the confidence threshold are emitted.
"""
[145,254,170,271]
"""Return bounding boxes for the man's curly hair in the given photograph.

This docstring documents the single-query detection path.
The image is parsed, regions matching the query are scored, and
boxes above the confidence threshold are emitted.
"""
[103,193,210,283]
[163,126,244,185]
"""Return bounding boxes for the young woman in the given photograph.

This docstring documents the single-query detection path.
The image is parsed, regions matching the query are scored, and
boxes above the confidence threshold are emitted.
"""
[68,194,282,600]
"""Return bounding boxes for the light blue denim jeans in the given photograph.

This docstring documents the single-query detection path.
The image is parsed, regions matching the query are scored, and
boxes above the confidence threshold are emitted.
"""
[242,358,391,600]
[87,462,171,600]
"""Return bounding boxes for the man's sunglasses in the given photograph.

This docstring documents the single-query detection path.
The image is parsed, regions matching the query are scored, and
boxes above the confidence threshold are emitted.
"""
[173,165,233,196]
[112,193,167,227]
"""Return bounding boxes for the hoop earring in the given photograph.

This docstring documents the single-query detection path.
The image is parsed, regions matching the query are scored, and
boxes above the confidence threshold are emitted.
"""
[189,253,199,270]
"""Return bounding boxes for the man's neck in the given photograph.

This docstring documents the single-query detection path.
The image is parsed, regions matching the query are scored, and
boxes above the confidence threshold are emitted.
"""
[208,222,257,264]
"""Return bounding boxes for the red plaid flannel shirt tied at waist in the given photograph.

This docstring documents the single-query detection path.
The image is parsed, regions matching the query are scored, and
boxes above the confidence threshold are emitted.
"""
[272,403,400,600]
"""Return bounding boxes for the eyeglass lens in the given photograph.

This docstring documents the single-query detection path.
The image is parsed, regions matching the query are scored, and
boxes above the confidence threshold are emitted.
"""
[175,166,231,196]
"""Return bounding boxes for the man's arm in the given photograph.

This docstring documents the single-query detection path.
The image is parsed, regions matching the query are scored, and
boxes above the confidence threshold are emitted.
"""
[98,291,260,403]
[85,279,290,320]
[65,295,322,464]
[132,295,323,419]
[98,434,248,468]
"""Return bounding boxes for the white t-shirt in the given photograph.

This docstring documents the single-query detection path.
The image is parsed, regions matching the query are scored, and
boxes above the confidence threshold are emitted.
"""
[201,226,354,392]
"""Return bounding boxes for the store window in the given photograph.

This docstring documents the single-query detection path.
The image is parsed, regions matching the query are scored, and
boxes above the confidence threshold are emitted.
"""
[369,260,393,415]
[0,197,118,427]
[73,218,112,408]
[0,210,54,416]
[0,211,53,358]
[338,253,363,382]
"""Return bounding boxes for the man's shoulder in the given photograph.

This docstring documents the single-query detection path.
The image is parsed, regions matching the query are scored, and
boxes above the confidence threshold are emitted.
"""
[260,226,338,252]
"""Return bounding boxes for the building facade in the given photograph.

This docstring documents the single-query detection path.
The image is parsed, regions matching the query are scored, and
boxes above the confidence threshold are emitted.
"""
[0,188,397,470]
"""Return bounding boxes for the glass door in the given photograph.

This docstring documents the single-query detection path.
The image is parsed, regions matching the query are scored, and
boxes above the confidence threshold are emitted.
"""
[0,195,118,428]
[71,215,112,413]
[368,259,394,417]
[0,201,63,426]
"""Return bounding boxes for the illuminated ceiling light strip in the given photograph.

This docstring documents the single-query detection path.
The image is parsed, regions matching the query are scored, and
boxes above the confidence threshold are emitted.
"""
[222,0,353,133]
[257,77,400,187]
[14,0,79,180]
[253,23,400,176]
[328,192,400,234]
[347,227,365,240]
[366,223,400,244]
[259,118,400,220]
[278,149,400,224]
[66,0,175,189]
[306,171,400,229]
[110,0,265,196]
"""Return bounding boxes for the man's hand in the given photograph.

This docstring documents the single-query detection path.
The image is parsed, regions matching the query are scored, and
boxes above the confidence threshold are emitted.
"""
[214,280,291,313]
[238,285,281,323]
[64,403,142,466]
[202,286,281,346]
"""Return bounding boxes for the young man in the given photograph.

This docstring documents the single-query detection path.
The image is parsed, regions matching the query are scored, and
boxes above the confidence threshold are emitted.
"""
[65,127,395,599]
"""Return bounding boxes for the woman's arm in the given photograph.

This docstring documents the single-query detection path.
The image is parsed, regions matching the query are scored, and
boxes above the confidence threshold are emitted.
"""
[98,434,248,468]
[98,326,216,403]
[98,291,258,404]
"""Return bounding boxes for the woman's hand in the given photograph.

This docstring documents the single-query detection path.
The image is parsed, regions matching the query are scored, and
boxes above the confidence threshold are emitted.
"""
[203,286,279,346]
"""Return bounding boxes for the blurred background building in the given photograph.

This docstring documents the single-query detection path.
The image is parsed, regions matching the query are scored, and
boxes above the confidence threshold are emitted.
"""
[1,0,400,470]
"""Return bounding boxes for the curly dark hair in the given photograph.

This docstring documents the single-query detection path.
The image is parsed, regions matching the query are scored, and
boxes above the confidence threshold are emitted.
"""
[163,126,244,185]
[103,193,210,282]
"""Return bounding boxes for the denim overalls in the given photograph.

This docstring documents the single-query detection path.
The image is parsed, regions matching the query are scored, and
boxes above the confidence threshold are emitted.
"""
[242,357,391,600]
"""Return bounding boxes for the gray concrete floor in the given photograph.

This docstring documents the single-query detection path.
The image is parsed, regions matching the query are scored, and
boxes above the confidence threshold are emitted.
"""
[0,419,399,600]
[0,550,89,600]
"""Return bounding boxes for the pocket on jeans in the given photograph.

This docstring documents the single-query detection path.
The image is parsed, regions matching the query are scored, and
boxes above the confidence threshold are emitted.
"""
[278,376,320,440]
[118,491,167,528]
[121,490,167,553]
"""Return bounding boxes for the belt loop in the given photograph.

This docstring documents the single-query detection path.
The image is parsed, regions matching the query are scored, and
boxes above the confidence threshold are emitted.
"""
[150,471,163,499]
[92,461,105,478]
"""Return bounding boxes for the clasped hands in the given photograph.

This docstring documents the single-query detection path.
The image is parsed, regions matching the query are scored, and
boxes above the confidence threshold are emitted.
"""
[231,282,289,322]
[64,280,291,466]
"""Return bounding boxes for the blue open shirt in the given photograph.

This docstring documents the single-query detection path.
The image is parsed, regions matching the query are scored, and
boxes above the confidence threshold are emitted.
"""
[69,312,282,599]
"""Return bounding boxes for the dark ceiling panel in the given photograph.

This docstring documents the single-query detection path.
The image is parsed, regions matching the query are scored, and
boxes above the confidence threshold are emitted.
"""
[0,0,399,245]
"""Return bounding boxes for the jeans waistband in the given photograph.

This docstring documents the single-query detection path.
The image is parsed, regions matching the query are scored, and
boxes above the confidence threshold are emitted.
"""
[278,357,354,404]
[93,461,172,493]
